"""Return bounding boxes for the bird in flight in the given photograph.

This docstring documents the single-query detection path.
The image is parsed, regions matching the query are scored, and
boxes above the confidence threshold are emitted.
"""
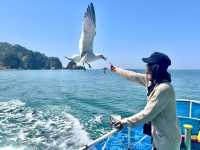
[65,2,106,68]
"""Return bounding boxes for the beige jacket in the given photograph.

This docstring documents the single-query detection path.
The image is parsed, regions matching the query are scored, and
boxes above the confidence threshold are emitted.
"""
[115,67,180,150]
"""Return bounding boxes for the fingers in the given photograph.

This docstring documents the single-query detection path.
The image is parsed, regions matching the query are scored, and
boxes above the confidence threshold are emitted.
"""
[105,58,116,72]
[114,121,123,130]
[110,64,116,72]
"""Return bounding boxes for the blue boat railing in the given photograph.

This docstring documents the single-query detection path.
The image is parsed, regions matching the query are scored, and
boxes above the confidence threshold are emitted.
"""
[177,99,200,121]
[80,129,119,150]
[80,99,200,150]
[176,99,200,136]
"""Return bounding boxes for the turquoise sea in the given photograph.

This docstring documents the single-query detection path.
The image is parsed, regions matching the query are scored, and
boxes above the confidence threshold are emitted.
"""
[0,70,199,150]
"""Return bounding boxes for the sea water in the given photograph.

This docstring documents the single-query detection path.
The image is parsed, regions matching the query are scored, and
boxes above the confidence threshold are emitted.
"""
[0,70,199,150]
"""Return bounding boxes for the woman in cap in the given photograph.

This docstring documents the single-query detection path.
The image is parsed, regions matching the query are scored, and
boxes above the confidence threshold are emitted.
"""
[111,52,180,150]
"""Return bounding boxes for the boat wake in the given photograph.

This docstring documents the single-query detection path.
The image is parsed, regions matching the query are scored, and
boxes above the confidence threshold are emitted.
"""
[0,100,90,150]
[89,115,103,124]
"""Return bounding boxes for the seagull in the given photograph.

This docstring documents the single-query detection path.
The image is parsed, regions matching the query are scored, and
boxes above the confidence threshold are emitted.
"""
[65,2,106,68]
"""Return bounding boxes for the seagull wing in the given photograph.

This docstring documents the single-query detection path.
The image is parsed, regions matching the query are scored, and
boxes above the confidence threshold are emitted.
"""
[79,3,96,57]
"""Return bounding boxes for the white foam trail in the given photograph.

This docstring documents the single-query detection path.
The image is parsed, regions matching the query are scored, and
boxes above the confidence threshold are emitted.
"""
[65,113,91,146]
[0,146,25,150]
[94,115,103,124]
[88,115,103,124]
[0,99,25,112]
[0,99,91,150]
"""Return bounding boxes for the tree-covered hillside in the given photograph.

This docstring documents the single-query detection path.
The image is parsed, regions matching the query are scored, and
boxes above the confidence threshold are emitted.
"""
[0,42,62,69]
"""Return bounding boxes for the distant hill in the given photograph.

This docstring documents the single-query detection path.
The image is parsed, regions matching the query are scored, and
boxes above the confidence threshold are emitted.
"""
[0,42,62,69]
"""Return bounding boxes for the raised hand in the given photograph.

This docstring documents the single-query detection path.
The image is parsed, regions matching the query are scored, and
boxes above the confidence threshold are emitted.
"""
[110,64,117,72]
[114,120,124,130]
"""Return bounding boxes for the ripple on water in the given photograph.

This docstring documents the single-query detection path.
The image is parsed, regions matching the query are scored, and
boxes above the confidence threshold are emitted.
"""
[0,99,91,150]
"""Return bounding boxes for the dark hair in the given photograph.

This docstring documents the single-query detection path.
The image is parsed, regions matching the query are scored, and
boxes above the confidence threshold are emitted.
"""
[149,63,171,84]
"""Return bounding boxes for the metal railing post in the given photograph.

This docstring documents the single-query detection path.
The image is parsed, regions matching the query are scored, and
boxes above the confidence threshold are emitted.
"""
[189,100,192,118]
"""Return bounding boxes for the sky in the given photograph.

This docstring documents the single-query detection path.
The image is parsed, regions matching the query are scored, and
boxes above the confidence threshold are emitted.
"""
[0,0,199,69]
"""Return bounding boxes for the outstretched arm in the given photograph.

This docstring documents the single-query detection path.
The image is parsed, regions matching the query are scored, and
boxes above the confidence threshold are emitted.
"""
[121,84,172,125]
[111,66,147,87]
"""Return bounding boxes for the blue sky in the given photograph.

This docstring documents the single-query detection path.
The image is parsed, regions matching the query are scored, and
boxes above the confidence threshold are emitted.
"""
[0,0,199,69]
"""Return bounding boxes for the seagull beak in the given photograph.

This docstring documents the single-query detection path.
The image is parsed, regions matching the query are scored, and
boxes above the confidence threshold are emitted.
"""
[102,56,107,61]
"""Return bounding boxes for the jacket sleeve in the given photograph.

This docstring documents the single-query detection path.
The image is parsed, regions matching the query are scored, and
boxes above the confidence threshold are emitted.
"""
[122,84,172,125]
[115,67,147,87]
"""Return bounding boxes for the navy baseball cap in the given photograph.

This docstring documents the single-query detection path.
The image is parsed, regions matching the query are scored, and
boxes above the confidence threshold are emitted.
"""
[142,52,171,68]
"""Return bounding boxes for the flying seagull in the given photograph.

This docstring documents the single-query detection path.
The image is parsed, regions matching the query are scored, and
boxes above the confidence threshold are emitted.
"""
[65,2,106,68]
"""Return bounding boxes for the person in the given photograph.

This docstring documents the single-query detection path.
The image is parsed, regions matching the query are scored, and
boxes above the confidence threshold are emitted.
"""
[110,52,180,150]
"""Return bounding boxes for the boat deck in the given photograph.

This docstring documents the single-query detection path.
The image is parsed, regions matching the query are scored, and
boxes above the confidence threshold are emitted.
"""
[81,99,200,150]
